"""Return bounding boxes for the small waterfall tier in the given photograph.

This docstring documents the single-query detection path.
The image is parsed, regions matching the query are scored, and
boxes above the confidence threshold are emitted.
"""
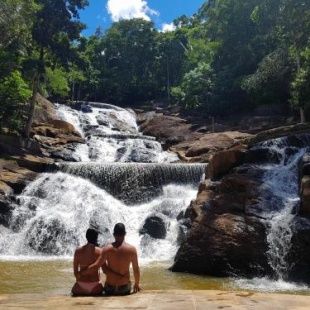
[56,102,178,163]
[55,162,206,205]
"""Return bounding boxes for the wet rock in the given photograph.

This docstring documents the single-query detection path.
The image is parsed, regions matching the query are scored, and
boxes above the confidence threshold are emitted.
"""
[177,218,191,245]
[139,214,168,239]
[170,212,271,277]
[96,111,137,133]
[244,148,279,164]
[27,217,78,254]
[0,195,15,227]
[206,148,245,180]
[0,161,38,194]
[170,131,251,163]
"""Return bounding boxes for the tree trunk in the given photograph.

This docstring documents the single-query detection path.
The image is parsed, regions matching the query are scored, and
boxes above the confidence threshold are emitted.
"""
[300,107,306,124]
[23,85,37,138]
[296,48,306,123]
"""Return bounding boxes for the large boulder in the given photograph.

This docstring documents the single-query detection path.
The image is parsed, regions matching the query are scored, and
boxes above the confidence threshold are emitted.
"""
[0,160,38,194]
[171,212,270,277]
[32,93,58,124]
[206,147,245,180]
[171,133,310,283]
[139,113,199,147]
[170,167,272,277]
[170,131,252,163]
[139,214,168,239]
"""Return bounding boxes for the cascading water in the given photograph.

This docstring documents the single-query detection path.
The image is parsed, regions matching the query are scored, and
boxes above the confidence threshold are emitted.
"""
[235,135,310,292]
[0,102,205,264]
[257,137,310,280]
[56,102,178,163]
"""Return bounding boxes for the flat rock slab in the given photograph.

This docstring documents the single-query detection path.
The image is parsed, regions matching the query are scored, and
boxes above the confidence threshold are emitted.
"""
[0,290,309,309]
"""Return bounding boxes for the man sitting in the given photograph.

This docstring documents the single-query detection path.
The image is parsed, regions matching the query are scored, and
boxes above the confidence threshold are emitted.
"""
[84,223,142,295]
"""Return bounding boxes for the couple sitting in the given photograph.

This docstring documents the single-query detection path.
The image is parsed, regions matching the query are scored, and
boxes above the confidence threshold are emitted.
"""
[71,223,141,296]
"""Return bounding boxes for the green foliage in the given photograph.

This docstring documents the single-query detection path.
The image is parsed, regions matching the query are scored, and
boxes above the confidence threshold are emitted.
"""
[290,47,310,109]
[0,0,38,80]
[45,67,70,98]
[0,71,32,130]
[172,62,213,109]
[241,49,292,105]
[0,0,309,126]
[97,18,159,104]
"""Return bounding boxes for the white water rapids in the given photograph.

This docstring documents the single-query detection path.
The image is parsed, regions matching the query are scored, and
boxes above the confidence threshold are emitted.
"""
[0,102,204,264]
[234,135,310,292]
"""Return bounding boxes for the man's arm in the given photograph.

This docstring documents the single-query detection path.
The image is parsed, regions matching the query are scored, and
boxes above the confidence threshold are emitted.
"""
[132,248,141,293]
[80,250,106,276]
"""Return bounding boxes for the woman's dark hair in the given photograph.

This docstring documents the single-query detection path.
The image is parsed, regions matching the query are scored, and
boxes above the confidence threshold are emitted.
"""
[86,228,98,246]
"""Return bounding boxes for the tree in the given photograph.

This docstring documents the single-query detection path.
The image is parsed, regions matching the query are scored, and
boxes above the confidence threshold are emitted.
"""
[0,71,32,131]
[171,62,214,110]
[99,18,158,104]
[45,67,70,99]
[0,0,38,132]
[290,47,310,118]
[22,0,89,137]
[245,0,310,122]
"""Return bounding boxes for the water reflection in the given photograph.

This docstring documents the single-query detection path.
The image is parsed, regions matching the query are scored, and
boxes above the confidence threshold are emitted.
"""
[0,260,308,295]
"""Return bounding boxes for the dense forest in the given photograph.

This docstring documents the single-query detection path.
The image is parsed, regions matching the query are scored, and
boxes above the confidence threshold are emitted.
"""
[0,0,309,135]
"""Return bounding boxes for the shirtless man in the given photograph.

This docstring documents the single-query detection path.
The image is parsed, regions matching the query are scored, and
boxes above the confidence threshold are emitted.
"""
[85,223,141,295]
[71,228,104,296]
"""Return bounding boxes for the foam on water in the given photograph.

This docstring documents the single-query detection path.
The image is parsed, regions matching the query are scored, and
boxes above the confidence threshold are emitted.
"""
[233,277,309,293]
[0,172,197,262]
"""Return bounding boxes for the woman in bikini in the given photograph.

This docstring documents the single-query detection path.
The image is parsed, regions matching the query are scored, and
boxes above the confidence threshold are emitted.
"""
[71,228,104,296]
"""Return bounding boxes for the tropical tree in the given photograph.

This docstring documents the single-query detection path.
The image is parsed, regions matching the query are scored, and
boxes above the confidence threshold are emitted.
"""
[0,0,38,131]
[243,0,310,122]
[98,18,158,104]
[0,71,32,131]
[22,0,89,136]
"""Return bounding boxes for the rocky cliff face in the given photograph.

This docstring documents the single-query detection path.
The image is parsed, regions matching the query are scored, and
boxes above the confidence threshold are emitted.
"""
[170,148,273,278]
[171,134,310,284]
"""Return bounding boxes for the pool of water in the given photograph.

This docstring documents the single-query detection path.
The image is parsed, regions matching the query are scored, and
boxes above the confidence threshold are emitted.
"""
[0,260,309,295]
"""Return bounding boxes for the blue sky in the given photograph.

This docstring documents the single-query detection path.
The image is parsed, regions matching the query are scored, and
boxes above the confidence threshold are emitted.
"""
[79,0,206,36]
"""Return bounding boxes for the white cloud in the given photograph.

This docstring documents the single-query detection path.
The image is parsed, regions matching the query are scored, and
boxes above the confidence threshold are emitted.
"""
[161,23,176,32]
[106,0,159,22]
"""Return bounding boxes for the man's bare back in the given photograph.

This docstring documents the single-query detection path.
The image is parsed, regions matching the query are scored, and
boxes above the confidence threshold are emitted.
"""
[103,241,138,286]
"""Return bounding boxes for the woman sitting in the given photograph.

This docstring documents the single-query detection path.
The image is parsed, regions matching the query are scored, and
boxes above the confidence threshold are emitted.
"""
[71,228,104,296]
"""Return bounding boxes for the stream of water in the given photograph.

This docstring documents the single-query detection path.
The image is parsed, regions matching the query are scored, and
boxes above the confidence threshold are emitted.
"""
[0,103,310,294]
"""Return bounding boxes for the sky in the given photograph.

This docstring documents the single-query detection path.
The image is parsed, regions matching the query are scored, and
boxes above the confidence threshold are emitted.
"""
[78,0,206,36]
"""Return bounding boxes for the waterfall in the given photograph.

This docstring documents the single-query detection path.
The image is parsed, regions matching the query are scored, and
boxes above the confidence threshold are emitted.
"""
[251,135,309,280]
[2,172,198,261]
[56,102,178,163]
[0,103,205,262]
[55,162,205,205]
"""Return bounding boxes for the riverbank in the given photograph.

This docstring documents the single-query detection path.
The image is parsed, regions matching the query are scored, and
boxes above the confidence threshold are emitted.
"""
[0,290,309,309]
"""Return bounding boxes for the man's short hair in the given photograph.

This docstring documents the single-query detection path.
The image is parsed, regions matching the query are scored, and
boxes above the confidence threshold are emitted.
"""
[113,223,126,236]
[86,228,98,246]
